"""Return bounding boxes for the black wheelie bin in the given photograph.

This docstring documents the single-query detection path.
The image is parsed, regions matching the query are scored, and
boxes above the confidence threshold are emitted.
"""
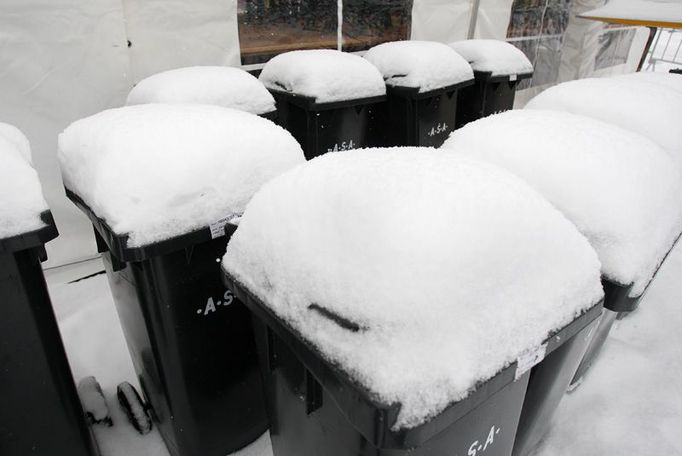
[220,147,605,456]
[1,128,100,456]
[59,104,305,456]
[259,49,387,159]
[449,40,534,128]
[364,40,475,147]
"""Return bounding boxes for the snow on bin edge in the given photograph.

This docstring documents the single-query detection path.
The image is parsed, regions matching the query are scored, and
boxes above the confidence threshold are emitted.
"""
[222,147,603,430]
[364,41,474,93]
[0,128,49,239]
[126,66,276,115]
[525,77,682,155]
[58,104,305,248]
[449,39,534,77]
[259,49,387,104]
[442,109,682,297]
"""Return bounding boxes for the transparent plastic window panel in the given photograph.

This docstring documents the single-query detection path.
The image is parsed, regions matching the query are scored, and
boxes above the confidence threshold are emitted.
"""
[506,0,574,89]
[238,0,338,65]
[341,0,413,52]
[595,28,637,71]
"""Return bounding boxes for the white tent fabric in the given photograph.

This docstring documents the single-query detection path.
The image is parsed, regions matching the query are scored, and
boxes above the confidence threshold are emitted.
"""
[0,0,653,268]
[122,0,240,84]
[411,0,473,42]
[0,0,132,268]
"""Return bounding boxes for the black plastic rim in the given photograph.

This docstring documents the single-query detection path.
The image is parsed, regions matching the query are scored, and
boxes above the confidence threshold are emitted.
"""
[268,89,387,111]
[473,70,534,83]
[65,188,237,263]
[386,78,475,100]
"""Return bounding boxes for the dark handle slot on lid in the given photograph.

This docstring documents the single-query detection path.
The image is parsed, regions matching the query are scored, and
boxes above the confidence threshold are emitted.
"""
[308,303,365,333]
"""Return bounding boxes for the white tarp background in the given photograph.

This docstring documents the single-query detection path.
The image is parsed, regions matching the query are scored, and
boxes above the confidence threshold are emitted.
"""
[122,0,240,84]
[411,0,473,42]
[0,0,241,268]
[0,0,649,268]
[0,0,132,268]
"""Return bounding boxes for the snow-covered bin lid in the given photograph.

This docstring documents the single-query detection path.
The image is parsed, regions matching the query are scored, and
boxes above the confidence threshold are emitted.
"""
[259,50,386,104]
[615,71,682,94]
[0,124,51,244]
[442,109,682,297]
[449,39,534,78]
[525,78,682,154]
[58,104,305,250]
[364,41,474,93]
[222,147,603,429]
[126,66,276,116]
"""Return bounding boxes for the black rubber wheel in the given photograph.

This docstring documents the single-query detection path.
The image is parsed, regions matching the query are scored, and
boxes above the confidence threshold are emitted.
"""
[116,381,152,435]
[77,376,113,427]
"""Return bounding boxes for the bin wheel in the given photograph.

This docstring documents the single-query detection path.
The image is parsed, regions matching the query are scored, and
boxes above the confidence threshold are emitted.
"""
[117,381,152,435]
[77,376,113,427]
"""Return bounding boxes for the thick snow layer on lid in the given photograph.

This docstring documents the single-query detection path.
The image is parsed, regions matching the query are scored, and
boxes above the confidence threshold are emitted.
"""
[126,66,276,115]
[58,104,305,247]
[582,0,682,24]
[615,71,682,94]
[449,39,534,76]
[364,41,474,92]
[0,135,49,239]
[526,78,682,153]
[259,50,386,103]
[223,148,603,429]
[0,122,32,162]
[442,110,682,297]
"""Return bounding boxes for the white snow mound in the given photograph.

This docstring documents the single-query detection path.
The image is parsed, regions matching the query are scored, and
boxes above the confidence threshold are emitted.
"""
[222,148,603,429]
[615,71,682,94]
[58,104,305,247]
[364,41,474,92]
[449,39,534,76]
[442,109,682,297]
[0,122,32,162]
[526,78,682,154]
[126,66,276,115]
[259,50,386,103]
[0,132,49,239]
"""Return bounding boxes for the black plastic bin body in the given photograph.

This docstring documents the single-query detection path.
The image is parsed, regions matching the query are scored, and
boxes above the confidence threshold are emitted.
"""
[512,303,603,456]
[270,90,386,160]
[455,71,533,129]
[570,234,679,388]
[0,213,100,456]
[370,80,474,148]
[570,280,646,387]
[67,191,267,456]
[222,274,609,456]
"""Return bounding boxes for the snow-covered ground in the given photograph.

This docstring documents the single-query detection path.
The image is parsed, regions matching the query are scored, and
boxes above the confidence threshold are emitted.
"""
[48,240,682,455]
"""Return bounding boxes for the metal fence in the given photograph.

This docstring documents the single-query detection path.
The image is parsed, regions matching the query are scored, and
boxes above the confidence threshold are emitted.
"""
[645,28,682,71]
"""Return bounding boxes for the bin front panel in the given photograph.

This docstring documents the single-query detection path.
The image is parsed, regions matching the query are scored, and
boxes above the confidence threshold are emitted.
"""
[103,236,267,456]
[274,94,373,160]
[373,91,458,148]
[481,81,518,118]
[455,80,518,129]
[513,319,599,456]
[311,106,372,159]
[0,249,99,456]
[415,91,458,148]
[256,317,529,456]
[571,309,618,387]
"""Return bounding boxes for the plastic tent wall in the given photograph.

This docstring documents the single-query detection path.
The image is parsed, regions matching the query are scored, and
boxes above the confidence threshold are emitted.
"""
[0,0,648,268]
